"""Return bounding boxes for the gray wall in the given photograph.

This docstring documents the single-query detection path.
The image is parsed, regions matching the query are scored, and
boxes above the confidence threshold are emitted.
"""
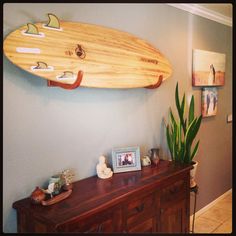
[3,3,232,233]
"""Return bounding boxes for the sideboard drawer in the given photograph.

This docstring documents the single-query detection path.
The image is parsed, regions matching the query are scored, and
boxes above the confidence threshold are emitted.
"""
[58,206,122,233]
[161,179,185,205]
[126,191,155,228]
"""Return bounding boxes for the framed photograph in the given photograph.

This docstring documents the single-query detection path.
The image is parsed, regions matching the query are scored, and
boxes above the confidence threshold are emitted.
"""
[192,49,226,86]
[201,87,218,117]
[112,146,141,173]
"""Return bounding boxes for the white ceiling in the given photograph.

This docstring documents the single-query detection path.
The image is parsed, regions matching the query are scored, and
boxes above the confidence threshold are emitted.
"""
[168,3,232,27]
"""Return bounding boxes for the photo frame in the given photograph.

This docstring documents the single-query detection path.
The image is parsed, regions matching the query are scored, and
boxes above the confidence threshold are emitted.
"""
[112,146,141,173]
[192,49,226,86]
[201,87,218,117]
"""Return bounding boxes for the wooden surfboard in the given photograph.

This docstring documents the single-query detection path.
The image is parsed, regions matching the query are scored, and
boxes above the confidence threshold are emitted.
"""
[3,14,172,89]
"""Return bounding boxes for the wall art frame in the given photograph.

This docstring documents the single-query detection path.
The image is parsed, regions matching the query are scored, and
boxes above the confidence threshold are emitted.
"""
[192,49,226,86]
[201,87,218,117]
[112,146,141,173]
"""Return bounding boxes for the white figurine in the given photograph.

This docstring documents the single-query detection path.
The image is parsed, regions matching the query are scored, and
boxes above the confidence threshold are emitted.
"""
[96,155,113,179]
[42,182,55,198]
[141,156,151,166]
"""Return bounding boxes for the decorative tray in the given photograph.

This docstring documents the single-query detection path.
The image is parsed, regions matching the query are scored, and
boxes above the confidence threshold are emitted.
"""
[41,189,72,206]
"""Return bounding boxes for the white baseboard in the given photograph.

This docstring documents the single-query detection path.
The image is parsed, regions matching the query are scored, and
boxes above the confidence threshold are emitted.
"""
[190,188,232,221]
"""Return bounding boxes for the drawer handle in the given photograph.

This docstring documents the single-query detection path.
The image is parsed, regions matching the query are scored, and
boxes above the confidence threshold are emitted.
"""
[135,203,144,213]
[170,187,177,194]
[97,224,103,232]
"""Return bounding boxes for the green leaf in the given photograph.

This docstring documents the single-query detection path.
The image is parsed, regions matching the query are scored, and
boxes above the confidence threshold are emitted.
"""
[179,141,185,163]
[181,93,185,117]
[181,94,186,132]
[170,108,177,128]
[184,119,187,131]
[166,125,174,160]
[175,83,186,134]
[188,95,194,126]
[190,140,200,162]
[185,116,202,157]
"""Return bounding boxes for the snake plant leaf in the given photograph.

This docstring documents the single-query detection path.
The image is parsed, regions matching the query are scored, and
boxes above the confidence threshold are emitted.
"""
[175,83,186,134]
[179,122,183,147]
[179,141,185,163]
[172,123,178,160]
[190,140,200,162]
[185,144,192,163]
[185,116,202,152]
[166,125,173,160]
[185,118,197,144]
[188,95,195,126]
[170,108,177,128]
[184,118,197,162]
[181,93,185,117]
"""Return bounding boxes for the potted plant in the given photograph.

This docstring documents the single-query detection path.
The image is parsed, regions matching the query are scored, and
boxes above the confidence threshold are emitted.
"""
[164,82,202,188]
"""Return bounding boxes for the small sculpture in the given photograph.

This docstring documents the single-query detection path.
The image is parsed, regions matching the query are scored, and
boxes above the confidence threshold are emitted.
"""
[30,186,46,204]
[141,155,151,166]
[42,182,55,198]
[96,155,113,179]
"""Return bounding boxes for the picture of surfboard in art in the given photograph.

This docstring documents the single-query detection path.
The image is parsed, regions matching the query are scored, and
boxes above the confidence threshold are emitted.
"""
[192,49,225,86]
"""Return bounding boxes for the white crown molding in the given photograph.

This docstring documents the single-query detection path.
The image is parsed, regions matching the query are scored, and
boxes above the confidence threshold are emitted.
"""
[168,4,232,27]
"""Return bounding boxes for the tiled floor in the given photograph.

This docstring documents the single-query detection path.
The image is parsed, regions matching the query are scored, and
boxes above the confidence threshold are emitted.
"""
[190,192,232,233]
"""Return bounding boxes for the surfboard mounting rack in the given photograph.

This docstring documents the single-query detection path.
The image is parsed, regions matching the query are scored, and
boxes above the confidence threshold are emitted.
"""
[145,75,163,89]
[47,70,84,89]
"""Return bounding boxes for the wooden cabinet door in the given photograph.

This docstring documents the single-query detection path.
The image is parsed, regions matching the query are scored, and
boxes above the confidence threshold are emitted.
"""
[58,206,122,233]
[159,199,187,233]
[128,217,157,233]
[123,190,157,233]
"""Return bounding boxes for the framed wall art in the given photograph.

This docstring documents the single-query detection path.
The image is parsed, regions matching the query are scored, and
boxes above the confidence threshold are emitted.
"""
[192,49,226,86]
[201,87,218,117]
[112,146,141,173]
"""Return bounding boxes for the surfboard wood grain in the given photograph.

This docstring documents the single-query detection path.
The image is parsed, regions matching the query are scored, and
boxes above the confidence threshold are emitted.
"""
[4,21,172,89]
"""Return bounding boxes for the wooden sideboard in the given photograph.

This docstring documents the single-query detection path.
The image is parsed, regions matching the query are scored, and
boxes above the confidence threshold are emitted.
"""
[13,160,192,233]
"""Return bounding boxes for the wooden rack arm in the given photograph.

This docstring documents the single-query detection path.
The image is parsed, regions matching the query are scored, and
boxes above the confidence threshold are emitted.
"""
[145,75,163,89]
[47,70,84,89]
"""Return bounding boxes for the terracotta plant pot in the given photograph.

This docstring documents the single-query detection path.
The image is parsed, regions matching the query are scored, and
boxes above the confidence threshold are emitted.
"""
[190,161,198,188]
